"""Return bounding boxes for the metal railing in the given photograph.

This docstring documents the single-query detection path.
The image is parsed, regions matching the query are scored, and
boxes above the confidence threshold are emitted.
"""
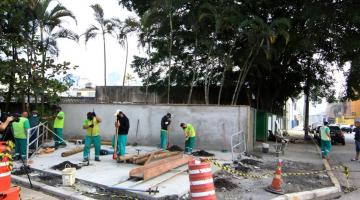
[230,131,246,161]
[26,122,67,161]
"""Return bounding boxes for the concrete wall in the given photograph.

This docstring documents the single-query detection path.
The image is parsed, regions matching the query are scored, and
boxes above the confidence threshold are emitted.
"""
[60,103,252,151]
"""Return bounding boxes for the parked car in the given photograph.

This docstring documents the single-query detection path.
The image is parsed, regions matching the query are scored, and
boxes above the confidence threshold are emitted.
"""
[340,124,352,133]
[314,125,345,145]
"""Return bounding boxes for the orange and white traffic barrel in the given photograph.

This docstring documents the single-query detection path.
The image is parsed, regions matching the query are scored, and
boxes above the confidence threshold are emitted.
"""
[0,161,11,192]
[188,159,216,200]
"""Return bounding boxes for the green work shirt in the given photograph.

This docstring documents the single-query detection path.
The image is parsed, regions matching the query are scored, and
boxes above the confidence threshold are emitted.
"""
[185,124,196,138]
[320,126,331,141]
[83,118,100,136]
[12,117,30,139]
[54,111,65,128]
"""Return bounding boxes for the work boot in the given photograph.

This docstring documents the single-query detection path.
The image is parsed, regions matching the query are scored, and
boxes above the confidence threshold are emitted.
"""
[59,143,67,148]
[95,157,100,162]
[83,157,89,162]
[116,155,122,163]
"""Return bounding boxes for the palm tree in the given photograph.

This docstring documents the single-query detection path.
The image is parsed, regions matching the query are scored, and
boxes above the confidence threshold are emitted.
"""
[31,0,78,113]
[84,4,113,90]
[231,17,290,105]
[111,17,139,102]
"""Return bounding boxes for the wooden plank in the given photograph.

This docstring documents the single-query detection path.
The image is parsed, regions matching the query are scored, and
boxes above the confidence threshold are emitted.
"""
[144,152,155,165]
[132,150,164,163]
[129,154,192,180]
[135,151,181,165]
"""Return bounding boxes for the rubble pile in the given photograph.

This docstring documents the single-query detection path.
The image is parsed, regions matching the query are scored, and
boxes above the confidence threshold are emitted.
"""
[51,161,81,170]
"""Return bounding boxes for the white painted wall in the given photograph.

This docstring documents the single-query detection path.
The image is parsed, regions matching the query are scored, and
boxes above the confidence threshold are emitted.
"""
[60,103,252,151]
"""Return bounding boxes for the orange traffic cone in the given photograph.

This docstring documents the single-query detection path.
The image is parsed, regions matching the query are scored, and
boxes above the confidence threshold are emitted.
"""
[265,159,284,194]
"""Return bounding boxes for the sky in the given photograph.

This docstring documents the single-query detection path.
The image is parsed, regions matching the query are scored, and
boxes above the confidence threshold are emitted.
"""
[56,0,144,87]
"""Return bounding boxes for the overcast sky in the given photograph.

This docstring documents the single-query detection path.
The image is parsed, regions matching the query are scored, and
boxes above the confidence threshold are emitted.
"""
[56,0,144,87]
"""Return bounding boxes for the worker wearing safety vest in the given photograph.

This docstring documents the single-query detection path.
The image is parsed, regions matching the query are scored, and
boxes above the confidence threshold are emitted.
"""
[53,106,66,148]
[180,123,196,154]
[12,113,30,160]
[82,112,102,162]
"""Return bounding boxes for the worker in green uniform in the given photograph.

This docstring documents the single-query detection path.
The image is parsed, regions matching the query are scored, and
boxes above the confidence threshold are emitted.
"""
[82,112,102,162]
[12,113,30,160]
[320,121,332,159]
[180,123,196,154]
[53,106,66,148]
[160,113,171,149]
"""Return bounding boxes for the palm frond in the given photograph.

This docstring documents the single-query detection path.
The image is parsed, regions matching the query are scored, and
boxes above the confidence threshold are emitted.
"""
[53,28,79,42]
[83,25,99,44]
[90,4,104,23]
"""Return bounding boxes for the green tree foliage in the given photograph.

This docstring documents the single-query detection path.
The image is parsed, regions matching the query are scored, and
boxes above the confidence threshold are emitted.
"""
[119,0,360,113]
[0,0,78,113]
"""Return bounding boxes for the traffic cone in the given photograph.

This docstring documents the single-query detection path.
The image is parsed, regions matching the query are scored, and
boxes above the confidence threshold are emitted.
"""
[265,159,284,194]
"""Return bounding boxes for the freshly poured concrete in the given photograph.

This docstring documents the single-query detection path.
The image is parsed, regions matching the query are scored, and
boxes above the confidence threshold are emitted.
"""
[26,143,227,198]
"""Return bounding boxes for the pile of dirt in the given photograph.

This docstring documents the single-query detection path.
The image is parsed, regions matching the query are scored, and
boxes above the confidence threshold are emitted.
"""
[12,166,33,175]
[214,178,238,191]
[234,163,251,173]
[51,161,81,170]
[240,158,262,166]
[167,145,184,152]
[192,150,215,157]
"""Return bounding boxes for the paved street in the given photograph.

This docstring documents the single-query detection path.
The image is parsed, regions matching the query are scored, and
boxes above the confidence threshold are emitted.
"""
[329,132,360,199]
[19,186,60,200]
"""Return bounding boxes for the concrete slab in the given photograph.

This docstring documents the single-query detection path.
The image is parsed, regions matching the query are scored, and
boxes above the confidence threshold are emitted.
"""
[21,143,228,198]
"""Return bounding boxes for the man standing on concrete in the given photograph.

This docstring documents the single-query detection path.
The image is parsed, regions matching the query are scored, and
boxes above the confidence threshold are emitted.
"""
[114,110,130,161]
[320,121,332,159]
[12,113,30,160]
[160,113,171,149]
[53,106,66,148]
[180,123,196,154]
[83,112,102,162]
[351,119,360,161]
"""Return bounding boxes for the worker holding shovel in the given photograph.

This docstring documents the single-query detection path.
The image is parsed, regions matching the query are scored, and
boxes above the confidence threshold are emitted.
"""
[82,112,102,162]
[180,123,196,154]
[160,113,171,149]
[113,110,130,162]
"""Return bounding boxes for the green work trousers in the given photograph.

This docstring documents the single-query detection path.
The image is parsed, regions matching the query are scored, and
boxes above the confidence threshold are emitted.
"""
[54,128,65,145]
[185,137,196,153]
[112,134,127,156]
[83,135,101,159]
[321,140,332,157]
[14,138,27,160]
[160,129,168,149]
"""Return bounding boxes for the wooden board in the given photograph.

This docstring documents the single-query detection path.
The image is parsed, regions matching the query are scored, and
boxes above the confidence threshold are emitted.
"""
[129,154,192,181]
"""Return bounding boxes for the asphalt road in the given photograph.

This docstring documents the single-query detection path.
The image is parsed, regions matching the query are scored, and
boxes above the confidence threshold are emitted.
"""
[328,132,360,199]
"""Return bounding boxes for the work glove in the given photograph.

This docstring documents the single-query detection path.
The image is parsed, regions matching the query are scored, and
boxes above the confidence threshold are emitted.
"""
[89,124,94,128]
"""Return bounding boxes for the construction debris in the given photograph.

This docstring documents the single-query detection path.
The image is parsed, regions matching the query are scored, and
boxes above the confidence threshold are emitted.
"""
[37,147,55,155]
[61,146,84,157]
[12,165,33,175]
[235,163,251,173]
[214,178,238,191]
[240,159,262,166]
[51,161,81,170]
[167,145,183,152]
[130,154,192,180]
[192,150,215,157]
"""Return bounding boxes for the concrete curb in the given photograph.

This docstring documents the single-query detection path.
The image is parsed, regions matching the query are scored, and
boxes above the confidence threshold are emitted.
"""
[12,175,96,200]
[270,138,342,200]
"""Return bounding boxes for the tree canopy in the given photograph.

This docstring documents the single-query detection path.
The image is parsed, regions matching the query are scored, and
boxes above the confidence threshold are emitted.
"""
[119,0,360,113]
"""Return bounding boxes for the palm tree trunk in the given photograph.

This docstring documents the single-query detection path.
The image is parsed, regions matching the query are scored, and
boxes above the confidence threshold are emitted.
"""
[167,11,173,104]
[40,25,45,114]
[121,38,129,102]
[218,65,226,105]
[102,32,108,102]
[187,36,198,104]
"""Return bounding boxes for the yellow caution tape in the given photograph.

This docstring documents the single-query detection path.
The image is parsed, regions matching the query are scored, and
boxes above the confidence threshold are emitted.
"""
[344,166,350,179]
[206,158,347,179]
